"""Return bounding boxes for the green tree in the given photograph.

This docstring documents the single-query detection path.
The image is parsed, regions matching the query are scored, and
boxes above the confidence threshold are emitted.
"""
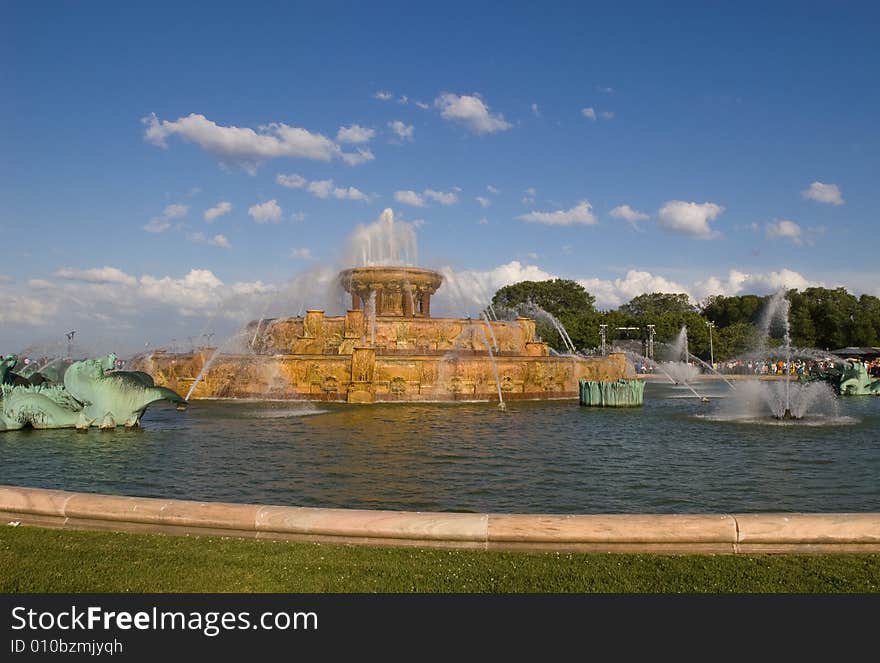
[851,294,880,346]
[492,279,595,314]
[619,293,695,318]
[798,287,859,350]
[713,322,761,361]
[702,294,767,327]
[491,279,598,352]
[651,311,711,360]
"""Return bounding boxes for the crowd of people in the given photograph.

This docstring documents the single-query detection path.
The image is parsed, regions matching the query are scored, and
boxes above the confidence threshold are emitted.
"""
[713,359,836,376]
[634,357,880,377]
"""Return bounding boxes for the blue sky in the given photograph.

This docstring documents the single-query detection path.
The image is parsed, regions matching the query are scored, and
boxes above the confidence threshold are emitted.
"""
[2,1,878,353]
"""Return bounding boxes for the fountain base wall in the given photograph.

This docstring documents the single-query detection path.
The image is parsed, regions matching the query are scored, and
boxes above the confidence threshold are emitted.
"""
[140,350,631,403]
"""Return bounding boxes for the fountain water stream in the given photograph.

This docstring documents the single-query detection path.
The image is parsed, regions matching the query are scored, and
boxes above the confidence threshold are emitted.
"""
[687,351,737,391]
[481,312,500,352]
[185,329,250,401]
[518,302,577,354]
[474,324,505,410]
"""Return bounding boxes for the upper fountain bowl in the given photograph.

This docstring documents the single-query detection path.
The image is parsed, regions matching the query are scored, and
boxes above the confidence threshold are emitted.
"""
[338,266,443,318]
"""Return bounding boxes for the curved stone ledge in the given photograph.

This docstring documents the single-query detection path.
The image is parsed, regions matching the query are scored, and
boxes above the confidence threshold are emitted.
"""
[488,514,736,543]
[0,485,74,517]
[2,485,880,553]
[255,505,487,541]
[735,513,880,544]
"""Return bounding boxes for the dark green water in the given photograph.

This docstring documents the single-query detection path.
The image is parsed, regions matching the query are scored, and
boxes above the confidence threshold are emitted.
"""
[1,381,878,513]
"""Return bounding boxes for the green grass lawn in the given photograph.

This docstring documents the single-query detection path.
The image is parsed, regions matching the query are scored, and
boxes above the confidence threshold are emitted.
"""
[2,525,879,593]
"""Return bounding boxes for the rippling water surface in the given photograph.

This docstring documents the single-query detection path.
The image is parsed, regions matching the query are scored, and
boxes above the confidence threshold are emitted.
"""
[1,381,878,513]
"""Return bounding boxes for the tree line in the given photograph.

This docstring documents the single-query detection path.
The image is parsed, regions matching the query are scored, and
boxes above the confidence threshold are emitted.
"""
[490,279,880,361]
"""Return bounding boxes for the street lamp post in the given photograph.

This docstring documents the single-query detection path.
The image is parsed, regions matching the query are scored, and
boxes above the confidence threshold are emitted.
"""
[706,321,715,369]
[65,330,76,358]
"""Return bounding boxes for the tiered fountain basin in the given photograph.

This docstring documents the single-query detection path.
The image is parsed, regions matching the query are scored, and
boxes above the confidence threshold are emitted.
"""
[139,266,631,403]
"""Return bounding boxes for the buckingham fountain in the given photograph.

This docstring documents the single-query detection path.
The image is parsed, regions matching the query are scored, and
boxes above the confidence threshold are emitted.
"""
[137,210,632,404]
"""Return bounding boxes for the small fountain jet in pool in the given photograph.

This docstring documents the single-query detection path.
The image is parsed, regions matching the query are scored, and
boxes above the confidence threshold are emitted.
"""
[706,292,843,425]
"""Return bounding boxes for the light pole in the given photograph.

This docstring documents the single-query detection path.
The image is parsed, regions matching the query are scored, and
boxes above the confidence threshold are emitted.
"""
[706,321,715,369]
[65,330,76,358]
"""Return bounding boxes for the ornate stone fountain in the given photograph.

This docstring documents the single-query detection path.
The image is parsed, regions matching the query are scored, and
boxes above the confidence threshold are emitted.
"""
[140,263,631,403]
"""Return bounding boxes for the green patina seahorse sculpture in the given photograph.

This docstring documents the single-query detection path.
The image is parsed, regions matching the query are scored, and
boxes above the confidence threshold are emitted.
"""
[0,353,186,431]
[1,355,32,387]
[838,360,880,396]
[63,356,187,427]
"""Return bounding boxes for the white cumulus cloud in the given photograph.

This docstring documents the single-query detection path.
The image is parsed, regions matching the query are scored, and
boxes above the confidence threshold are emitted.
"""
[0,293,59,325]
[801,181,844,206]
[692,269,813,302]
[394,188,458,207]
[581,107,596,120]
[248,199,282,224]
[340,148,374,166]
[765,219,803,244]
[476,196,491,208]
[143,203,188,233]
[394,190,425,207]
[188,232,231,249]
[657,200,724,239]
[53,266,137,287]
[163,204,189,219]
[433,261,556,316]
[578,271,688,309]
[388,120,414,141]
[142,112,362,173]
[423,189,458,205]
[574,268,816,310]
[435,93,512,134]
[336,124,375,144]
[277,174,369,201]
[610,204,649,226]
[203,201,232,222]
[276,173,307,188]
[518,201,597,226]
[307,179,370,201]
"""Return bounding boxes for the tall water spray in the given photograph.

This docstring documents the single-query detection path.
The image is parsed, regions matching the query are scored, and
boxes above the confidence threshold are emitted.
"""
[346,208,418,268]
[657,326,701,391]
[760,291,794,418]
[670,326,689,364]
